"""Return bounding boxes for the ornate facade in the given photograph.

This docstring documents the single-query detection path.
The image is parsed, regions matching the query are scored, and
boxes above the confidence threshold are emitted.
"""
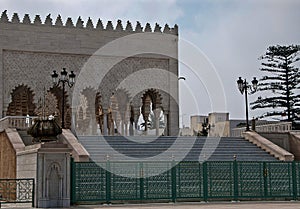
[0,11,179,136]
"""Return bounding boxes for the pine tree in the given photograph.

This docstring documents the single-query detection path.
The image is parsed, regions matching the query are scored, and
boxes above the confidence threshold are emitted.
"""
[251,45,300,121]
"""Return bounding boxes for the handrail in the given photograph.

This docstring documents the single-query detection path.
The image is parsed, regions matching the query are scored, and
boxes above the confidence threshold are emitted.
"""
[231,121,293,137]
[0,116,38,132]
[243,131,294,161]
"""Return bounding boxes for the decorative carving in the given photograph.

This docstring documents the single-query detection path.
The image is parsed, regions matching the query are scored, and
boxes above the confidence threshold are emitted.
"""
[115,20,123,31]
[125,21,133,32]
[22,14,31,24]
[47,163,62,200]
[33,15,42,25]
[96,18,104,29]
[11,13,20,23]
[163,24,170,33]
[142,89,162,111]
[86,17,94,29]
[0,11,179,35]
[144,23,152,32]
[0,10,178,135]
[154,23,161,33]
[44,14,52,25]
[3,51,171,135]
[0,10,8,22]
[106,21,113,30]
[65,17,74,27]
[135,21,143,32]
[2,50,88,111]
[76,16,84,28]
[55,15,63,26]
[34,91,59,117]
[7,85,36,116]
[172,24,178,35]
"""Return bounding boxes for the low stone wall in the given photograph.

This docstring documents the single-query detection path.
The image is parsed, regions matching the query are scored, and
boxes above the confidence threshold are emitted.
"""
[0,128,25,178]
[259,132,290,152]
[289,132,300,161]
[0,131,16,178]
[255,131,300,161]
[58,129,89,162]
[243,131,294,161]
[16,144,40,179]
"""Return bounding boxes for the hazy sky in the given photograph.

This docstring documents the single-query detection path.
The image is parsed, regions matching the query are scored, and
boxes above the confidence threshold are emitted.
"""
[1,0,299,126]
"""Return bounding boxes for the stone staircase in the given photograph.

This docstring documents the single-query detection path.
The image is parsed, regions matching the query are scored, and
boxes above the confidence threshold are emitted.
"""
[15,129,280,162]
[77,136,278,162]
[18,130,34,146]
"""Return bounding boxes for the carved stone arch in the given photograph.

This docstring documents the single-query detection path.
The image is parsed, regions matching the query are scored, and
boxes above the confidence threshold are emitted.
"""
[49,86,71,129]
[141,89,163,134]
[142,89,162,110]
[46,162,62,200]
[34,91,59,117]
[6,84,36,116]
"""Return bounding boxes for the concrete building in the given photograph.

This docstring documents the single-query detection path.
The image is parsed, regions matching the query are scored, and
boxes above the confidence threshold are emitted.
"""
[208,112,229,137]
[190,115,208,135]
[190,112,245,137]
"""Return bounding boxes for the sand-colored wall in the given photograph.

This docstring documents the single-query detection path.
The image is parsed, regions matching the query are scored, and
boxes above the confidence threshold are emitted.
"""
[0,131,16,179]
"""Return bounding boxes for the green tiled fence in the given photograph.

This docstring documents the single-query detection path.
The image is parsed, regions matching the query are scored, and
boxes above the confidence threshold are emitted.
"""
[71,161,300,204]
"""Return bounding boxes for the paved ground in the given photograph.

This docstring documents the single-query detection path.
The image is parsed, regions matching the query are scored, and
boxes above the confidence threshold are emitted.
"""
[1,202,300,209]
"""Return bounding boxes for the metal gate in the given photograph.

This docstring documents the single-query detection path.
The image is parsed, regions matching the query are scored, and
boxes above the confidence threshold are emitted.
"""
[71,161,300,204]
[0,178,34,207]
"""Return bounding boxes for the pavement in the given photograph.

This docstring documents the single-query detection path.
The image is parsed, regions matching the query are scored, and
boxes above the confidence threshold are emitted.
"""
[1,202,300,209]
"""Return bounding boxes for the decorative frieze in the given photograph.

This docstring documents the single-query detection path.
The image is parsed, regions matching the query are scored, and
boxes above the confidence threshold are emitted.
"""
[0,10,178,35]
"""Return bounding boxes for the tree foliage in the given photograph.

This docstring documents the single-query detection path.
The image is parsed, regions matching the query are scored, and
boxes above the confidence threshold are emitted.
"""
[140,112,165,130]
[251,45,300,120]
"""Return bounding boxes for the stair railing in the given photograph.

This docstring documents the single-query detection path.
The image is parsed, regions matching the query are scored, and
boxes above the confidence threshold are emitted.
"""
[0,116,38,131]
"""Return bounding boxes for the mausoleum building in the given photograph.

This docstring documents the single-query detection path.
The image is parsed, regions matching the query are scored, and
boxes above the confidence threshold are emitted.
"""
[0,10,179,136]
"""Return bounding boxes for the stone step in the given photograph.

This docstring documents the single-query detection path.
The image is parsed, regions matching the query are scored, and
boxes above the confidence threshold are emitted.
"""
[77,136,278,162]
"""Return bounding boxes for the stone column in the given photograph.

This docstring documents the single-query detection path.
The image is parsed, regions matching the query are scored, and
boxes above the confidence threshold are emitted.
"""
[164,110,169,136]
[110,119,115,135]
[129,121,134,136]
[154,108,161,136]
[143,116,148,135]
[102,108,108,136]
[125,122,128,136]
[133,107,140,136]
[121,119,125,135]
[142,104,150,136]
[115,117,120,135]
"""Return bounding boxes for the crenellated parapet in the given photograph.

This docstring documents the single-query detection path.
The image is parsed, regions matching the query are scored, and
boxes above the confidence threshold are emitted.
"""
[0,10,178,35]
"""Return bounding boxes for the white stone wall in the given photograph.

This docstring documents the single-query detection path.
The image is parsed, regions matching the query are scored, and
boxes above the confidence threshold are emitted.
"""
[16,145,38,179]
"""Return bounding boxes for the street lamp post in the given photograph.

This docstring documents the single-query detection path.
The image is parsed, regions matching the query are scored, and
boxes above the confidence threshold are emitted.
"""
[237,77,258,131]
[51,68,76,128]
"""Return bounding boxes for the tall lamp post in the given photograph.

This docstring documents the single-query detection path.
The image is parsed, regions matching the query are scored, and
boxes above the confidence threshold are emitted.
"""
[51,68,76,128]
[237,77,258,131]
